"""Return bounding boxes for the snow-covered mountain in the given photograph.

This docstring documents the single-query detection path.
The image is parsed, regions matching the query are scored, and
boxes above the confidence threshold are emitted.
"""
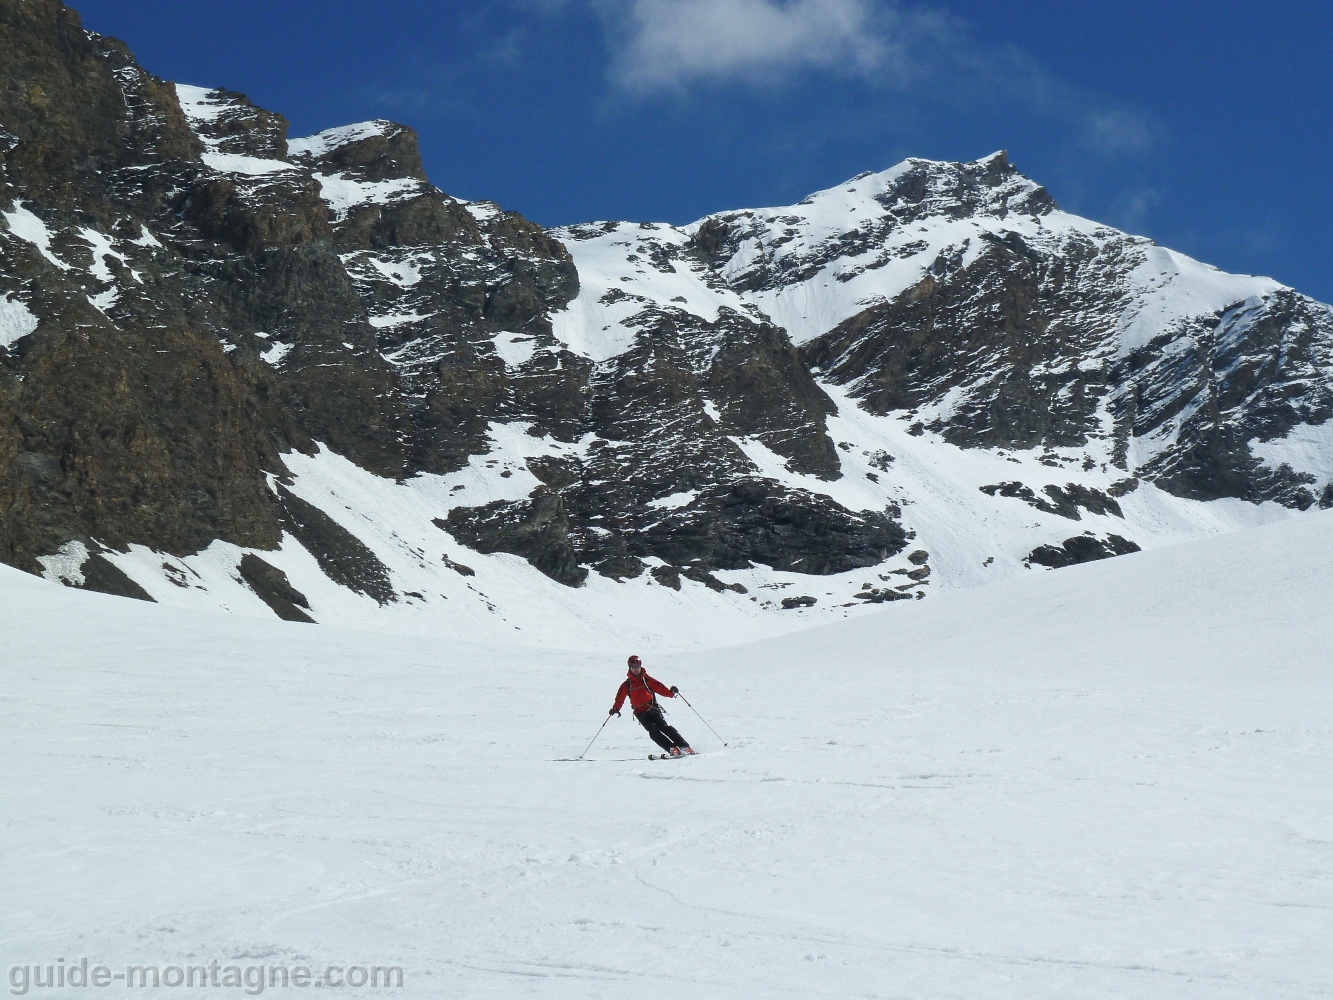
[693,153,1333,504]
[2,0,1332,645]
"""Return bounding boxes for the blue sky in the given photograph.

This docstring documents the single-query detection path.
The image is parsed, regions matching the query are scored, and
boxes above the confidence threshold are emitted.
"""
[74,0,1332,301]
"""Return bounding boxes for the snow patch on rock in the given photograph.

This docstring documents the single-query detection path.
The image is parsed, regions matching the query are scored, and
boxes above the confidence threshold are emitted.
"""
[2,201,71,271]
[491,332,539,369]
[37,540,88,586]
[647,490,699,510]
[201,151,297,176]
[287,121,396,158]
[313,174,424,221]
[368,310,432,330]
[0,293,38,348]
[260,341,293,367]
[1251,421,1333,491]
[174,83,229,123]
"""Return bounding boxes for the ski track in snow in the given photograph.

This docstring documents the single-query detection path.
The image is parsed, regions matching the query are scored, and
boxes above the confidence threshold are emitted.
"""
[4,512,1333,998]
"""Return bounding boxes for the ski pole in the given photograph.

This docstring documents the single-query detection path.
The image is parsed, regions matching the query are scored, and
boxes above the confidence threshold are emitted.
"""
[578,714,613,759]
[675,692,728,747]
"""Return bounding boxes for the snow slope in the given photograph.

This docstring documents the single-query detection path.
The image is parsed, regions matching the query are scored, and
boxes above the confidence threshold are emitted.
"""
[5,511,1332,998]
[554,154,1281,356]
[65,423,1295,651]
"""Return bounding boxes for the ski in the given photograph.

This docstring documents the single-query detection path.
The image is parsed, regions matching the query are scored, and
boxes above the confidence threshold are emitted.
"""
[648,752,696,760]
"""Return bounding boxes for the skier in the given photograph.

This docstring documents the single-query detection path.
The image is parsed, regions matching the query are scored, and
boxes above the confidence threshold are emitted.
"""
[610,655,695,756]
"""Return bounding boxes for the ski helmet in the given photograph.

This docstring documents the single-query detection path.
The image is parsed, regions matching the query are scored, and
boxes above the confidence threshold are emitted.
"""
[627,655,642,668]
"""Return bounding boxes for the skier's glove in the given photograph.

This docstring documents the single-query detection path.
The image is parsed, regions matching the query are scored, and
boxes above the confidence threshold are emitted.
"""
[609,709,620,717]
[670,686,679,695]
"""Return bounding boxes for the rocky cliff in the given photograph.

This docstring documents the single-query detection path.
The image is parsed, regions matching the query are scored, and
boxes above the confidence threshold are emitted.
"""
[0,0,578,598]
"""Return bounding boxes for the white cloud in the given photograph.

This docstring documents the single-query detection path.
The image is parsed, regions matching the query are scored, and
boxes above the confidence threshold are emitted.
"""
[594,0,1154,159]
[1082,108,1154,155]
[607,0,902,91]
[1106,188,1163,233]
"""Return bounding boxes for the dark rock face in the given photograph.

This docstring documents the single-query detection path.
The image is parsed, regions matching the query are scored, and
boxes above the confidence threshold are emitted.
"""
[556,222,842,482]
[1026,533,1141,569]
[979,482,1122,520]
[440,492,588,588]
[482,218,876,587]
[446,478,905,586]
[795,200,1333,513]
[78,551,155,601]
[277,487,395,605]
[692,153,1056,293]
[440,552,475,577]
[635,481,904,575]
[855,586,913,603]
[1107,477,1139,497]
[0,0,582,596]
[0,4,198,209]
[0,0,899,600]
[1114,291,1333,509]
[801,250,1110,451]
[238,553,314,623]
[327,148,582,475]
[687,154,1332,525]
[686,158,1333,591]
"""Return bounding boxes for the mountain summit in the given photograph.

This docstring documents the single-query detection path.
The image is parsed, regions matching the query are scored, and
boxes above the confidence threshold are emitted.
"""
[2,0,1330,645]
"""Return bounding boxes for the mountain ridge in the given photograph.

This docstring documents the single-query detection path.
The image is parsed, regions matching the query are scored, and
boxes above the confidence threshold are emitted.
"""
[2,0,1330,645]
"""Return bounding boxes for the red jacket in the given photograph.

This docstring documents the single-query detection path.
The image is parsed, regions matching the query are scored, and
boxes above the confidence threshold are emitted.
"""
[612,670,673,714]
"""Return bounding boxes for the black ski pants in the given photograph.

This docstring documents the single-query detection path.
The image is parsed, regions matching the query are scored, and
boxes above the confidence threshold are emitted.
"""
[635,704,689,751]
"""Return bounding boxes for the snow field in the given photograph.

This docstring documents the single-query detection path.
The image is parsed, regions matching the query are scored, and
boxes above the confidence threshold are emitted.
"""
[4,511,1333,998]
[548,222,756,362]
